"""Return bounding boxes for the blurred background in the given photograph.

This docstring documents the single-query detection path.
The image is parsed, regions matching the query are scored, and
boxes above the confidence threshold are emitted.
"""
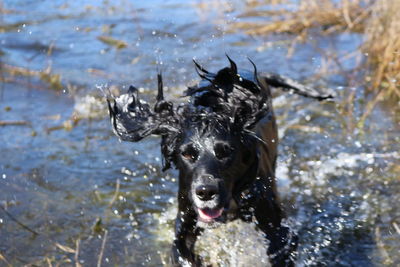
[0,0,399,266]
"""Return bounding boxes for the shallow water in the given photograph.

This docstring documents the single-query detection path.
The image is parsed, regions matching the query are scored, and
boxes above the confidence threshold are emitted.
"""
[1,0,399,266]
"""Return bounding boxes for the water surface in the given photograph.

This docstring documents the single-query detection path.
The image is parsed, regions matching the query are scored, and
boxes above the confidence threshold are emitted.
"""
[1,1,399,266]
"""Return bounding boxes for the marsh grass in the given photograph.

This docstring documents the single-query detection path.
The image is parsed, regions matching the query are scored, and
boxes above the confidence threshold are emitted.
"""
[232,0,400,110]
[363,0,400,95]
[235,0,368,35]
[0,63,63,91]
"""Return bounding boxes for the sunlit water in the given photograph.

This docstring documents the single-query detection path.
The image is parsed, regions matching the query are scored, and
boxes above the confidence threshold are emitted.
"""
[1,0,399,266]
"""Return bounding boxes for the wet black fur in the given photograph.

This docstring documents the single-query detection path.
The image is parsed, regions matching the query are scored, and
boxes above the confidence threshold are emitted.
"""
[107,56,332,267]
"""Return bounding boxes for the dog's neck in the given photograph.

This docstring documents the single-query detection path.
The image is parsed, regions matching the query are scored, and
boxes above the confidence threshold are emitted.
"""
[232,156,259,204]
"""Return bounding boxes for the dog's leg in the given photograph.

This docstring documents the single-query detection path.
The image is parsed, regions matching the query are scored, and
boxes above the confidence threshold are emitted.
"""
[171,211,202,267]
[258,223,298,267]
[252,185,298,267]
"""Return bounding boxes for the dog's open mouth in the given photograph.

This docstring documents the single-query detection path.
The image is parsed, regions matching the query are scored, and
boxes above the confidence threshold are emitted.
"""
[197,207,223,223]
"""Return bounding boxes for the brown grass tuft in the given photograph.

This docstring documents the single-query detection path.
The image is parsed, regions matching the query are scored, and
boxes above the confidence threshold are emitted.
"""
[234,0,369,35]
[363,0,400,98]
[232,0,400,99]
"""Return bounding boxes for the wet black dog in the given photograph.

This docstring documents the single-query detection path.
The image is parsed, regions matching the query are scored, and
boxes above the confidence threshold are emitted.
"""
[107,56,332,267]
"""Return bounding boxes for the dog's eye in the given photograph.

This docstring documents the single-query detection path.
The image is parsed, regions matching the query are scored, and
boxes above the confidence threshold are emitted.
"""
[181,145,199,162]
[214,143,232,160]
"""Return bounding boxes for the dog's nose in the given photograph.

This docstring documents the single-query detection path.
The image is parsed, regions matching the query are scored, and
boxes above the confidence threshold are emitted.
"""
[195,185,218,201]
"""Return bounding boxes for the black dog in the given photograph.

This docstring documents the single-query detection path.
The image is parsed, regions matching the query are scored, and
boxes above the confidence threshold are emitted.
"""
[107,56,332,266]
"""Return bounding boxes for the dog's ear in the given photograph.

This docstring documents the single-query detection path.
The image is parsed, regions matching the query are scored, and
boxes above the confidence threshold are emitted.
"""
[107,73,179,142]
[186,56,272,131]
[233,58,271,131]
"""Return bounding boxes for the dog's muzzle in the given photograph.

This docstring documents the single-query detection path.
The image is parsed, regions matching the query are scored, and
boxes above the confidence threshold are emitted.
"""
[193,183,226,223]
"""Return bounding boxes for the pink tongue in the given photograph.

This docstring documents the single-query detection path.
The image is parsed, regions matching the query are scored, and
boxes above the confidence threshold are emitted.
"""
[198,208,223,222]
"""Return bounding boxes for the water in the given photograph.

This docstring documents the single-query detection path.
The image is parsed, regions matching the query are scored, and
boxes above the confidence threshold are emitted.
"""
[1,0,399,266]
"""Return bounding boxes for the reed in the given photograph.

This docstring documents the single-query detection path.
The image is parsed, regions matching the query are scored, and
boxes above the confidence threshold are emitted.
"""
[363,0,400,98]
[232,0,400,99]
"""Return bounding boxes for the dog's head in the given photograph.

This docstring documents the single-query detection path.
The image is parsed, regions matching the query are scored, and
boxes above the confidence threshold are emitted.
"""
[107,56,273,226]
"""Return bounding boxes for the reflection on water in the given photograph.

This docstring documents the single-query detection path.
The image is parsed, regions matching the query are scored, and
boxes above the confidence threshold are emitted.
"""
[1,0,399,266]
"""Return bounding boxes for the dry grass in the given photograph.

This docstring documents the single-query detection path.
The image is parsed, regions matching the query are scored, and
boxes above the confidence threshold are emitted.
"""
[235,0,368,35]
[232,0,400,100]
[0,63,63,90]
[363,0,400,97]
